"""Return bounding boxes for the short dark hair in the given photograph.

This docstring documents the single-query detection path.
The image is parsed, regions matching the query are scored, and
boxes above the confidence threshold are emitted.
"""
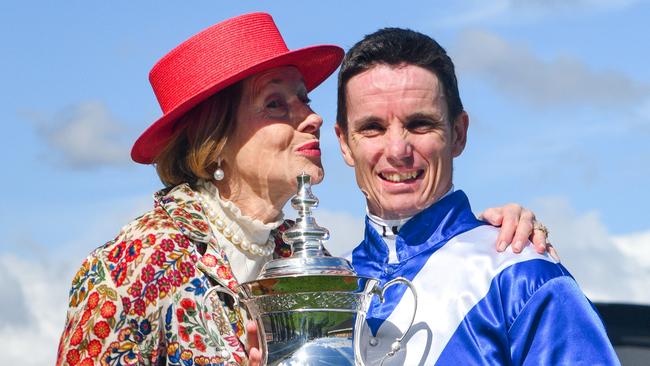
[336,27,463,133]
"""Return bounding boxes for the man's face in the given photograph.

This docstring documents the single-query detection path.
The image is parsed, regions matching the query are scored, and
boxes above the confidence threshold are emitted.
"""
[336,64,468,219]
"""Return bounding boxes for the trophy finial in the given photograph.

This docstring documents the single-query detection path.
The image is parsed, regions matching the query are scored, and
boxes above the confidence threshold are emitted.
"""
[256,173,355,279]
[283,173,330,257]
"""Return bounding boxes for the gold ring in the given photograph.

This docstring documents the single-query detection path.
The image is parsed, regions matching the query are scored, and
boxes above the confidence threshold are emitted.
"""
[533,222,549,238]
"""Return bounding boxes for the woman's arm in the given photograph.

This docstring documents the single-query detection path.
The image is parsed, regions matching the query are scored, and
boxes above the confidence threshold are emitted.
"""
[480,204,559,261]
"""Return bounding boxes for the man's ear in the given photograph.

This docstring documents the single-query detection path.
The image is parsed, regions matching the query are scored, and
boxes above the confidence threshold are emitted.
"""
[451,111,469,158]
[335,124,355,167]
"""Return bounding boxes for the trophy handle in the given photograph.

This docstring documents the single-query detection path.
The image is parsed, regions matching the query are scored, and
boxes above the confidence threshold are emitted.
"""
[375,277,418,366]
[201,285,268,365]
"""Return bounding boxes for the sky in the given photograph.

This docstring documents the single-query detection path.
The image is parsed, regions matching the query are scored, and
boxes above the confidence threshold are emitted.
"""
[1,1,649,364]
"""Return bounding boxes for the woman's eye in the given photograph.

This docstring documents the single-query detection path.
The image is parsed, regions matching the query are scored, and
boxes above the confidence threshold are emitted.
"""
[266,99,286,109]
[299,93,312,105]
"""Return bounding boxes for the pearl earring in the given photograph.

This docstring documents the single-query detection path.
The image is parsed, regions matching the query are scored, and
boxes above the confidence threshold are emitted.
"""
[213,160,224,181]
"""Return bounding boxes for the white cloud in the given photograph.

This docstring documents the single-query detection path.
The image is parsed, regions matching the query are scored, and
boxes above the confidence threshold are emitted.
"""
[436,0,641,27]
[0,254,73,366]
[452,30,649,108]
[35,101,131,169]
[533,196,650,304]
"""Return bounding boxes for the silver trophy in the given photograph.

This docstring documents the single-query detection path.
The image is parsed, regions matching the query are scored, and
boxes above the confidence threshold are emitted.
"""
[206,174,417,365]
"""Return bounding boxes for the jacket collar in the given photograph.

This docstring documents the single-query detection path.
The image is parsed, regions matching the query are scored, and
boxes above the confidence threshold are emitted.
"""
[353,190,484,276]
[155,183,212,243]
[155,183,242,291]
[154,183,294,290]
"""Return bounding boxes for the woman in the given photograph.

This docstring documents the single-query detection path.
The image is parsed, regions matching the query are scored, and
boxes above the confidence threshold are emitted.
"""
[56,13,551,366]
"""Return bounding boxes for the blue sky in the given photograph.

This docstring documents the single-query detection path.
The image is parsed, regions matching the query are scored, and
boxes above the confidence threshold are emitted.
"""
[1,1,649,364]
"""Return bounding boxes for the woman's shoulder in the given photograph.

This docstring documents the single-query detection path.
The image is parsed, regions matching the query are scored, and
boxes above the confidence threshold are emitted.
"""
[65,202,195,304]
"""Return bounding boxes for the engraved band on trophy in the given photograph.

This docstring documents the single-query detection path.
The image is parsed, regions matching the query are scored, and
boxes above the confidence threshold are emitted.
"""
[203,173,418,365]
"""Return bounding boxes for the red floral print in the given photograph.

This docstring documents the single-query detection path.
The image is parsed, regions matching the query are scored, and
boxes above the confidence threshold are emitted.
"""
[180,261,195,278]
[87,292,100,310]
[111,261,127,286]
[128,279,143,297]
[79,357,94,366]
[180,298,196,310]
[133,298,146,316]
[151,250,167,266]
[70,327,83,346]
[193,220,209,232]
[66,349,80,365]
[179,325,190,342]
[217,265,233,280]
[201,253,217,267]
[161,239,175,252]
[100,301,116,319]
[107,241,126,263]
[121,297,131,313]
[145,284,159,302]
[174,234,190,248]
[141,264,155,283]
[169,270,183,287]
[193,334,207,352]
[87,339,102,357]
[80,309,91,325]
[93,320,110,339]
[124,239,142,262]
[158,276,171,296]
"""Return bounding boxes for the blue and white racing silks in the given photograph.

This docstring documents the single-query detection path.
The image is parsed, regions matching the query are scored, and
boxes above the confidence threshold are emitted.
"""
[351,190,619,365]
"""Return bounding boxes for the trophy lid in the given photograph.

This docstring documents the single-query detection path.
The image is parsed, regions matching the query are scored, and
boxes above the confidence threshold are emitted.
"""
[256,173,356,279]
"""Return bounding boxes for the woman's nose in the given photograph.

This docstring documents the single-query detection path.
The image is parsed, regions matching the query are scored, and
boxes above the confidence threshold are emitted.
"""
[297,112,323,135]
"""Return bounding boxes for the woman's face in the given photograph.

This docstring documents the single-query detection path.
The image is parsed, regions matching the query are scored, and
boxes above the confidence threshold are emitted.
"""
[223,66,324,203]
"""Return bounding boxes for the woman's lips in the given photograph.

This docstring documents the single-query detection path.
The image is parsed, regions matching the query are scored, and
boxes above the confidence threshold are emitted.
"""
[296,141,321,157]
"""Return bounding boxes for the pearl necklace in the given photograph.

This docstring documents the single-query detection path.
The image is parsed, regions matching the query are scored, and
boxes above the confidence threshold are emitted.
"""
[195,191,275,257]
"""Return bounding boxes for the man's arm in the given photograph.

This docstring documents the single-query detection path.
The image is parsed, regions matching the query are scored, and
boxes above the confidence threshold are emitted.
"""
[508,276,619,365]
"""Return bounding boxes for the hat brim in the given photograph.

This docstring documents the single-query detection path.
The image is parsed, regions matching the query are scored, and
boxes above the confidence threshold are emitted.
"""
[131,44,343,164]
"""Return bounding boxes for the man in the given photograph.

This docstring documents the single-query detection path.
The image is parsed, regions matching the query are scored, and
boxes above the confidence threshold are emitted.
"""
[335,28,618,365]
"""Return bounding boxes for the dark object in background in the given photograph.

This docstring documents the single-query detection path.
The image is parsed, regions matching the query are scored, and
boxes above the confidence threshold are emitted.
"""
[595,303,650,366]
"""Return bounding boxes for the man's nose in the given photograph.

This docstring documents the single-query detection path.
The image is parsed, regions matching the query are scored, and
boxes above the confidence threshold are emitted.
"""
[297,112,323,136]
[385,129,413,163]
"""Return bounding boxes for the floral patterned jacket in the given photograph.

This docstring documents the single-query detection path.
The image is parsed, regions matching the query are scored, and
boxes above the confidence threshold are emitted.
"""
[56,184,291,366]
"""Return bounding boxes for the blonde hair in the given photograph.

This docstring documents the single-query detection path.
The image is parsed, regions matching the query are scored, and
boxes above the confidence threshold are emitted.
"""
[154,82,243,187]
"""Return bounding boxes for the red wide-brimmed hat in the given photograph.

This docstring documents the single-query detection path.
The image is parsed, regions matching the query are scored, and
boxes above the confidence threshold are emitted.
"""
[131,12,344,164]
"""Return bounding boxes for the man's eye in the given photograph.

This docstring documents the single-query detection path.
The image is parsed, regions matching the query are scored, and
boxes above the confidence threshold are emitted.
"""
[358,122,385,134]
[408,119,437,132]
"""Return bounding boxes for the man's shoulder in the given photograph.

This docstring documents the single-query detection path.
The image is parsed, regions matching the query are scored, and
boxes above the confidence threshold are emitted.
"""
[413,224,568,305]
[441,224,556,270]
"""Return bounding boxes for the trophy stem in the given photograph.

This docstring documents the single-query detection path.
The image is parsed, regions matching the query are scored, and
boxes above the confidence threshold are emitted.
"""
[282,173,330,258]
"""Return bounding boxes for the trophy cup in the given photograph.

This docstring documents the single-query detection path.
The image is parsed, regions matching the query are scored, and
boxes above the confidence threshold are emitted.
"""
[206,173,417,365]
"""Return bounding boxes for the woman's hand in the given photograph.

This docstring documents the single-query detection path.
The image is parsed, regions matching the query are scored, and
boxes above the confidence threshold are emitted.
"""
[479,204,560,261]
[246,321,263,366]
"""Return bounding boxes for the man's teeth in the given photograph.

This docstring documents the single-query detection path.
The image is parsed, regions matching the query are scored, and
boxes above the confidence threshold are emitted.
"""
[382,171,419,182]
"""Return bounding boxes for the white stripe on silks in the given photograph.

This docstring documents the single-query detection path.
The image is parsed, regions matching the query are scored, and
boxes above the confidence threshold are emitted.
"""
[358,225,555,366]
